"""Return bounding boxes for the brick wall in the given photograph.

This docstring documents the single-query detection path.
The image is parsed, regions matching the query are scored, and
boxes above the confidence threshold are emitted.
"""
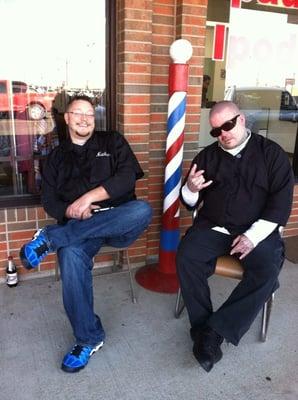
[116,0,153,266]
[0,207,57,279]
[116,0,209,266]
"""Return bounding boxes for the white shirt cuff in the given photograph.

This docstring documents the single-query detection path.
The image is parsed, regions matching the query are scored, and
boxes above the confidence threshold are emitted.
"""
[244,219,278,247]
[181,184,199,207]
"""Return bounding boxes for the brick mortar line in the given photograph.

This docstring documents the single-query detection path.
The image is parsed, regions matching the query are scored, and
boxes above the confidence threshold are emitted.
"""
[119,51,152,55]
[121,72,155,76]
[122,19,152,23]
[122,40,153,44]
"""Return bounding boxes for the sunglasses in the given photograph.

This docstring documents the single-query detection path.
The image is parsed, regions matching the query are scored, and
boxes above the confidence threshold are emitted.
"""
[210,114,240,137]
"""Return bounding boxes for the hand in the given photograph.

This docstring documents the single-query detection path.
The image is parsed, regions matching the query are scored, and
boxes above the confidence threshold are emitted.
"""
[65,194,98,220]
[230,234,254,260]
[186,164,213,193]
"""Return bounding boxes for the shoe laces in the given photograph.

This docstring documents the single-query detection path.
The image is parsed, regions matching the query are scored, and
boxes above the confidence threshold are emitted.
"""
[32,229,44,240]
[71,345,85,356]
[32,230,49,257]
[36,243,49,258]
[70,344,92,357]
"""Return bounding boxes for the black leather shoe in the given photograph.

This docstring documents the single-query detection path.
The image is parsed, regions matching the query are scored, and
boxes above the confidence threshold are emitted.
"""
[193,326,224,372]
[190,326,199,342]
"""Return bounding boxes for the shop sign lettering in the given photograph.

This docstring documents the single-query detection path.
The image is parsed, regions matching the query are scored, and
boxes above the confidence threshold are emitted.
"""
[258,0,298,8]
[243,0,298,8]
[227,33,297,69]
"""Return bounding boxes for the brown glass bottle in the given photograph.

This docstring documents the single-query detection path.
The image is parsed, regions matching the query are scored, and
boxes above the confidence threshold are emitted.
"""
[6,256,18,287]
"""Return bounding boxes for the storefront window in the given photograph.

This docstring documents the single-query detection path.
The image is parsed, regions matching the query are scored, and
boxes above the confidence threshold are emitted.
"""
[200,0,298,177]
[0,0,109,205]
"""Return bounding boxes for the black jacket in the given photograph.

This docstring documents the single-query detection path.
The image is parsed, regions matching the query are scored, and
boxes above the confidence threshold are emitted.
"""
[180,133,294,235]
[41,131,144,223]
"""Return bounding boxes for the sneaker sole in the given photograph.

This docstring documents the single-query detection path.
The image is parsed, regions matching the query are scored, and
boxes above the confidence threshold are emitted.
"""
[61,341,104,373]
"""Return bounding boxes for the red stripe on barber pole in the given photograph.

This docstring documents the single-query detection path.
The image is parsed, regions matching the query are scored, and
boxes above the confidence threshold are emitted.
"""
[212,24,226,61]
[231,0,241,7]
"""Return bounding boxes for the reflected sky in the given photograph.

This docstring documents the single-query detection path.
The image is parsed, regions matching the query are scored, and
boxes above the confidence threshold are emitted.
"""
[0,0,106,89]
[227,8,298,90]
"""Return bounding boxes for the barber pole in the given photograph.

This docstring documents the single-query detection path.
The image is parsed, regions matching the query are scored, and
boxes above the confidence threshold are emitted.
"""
[135,39,193,293]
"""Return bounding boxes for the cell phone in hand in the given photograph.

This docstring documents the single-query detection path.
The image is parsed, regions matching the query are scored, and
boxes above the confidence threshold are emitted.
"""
[92,207,114,213]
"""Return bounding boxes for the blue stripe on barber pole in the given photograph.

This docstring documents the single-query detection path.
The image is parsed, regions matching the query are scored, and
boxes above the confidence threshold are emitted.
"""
[167,95,187,132]
[160,229,181,251]
[164,167,182,197]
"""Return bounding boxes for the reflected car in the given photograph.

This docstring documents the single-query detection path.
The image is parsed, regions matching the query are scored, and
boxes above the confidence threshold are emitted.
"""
[224,86,298,154]
[0,79,56,120]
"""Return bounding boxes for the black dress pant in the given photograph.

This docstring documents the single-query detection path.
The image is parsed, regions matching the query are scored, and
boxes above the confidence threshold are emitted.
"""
[176,225,284,345]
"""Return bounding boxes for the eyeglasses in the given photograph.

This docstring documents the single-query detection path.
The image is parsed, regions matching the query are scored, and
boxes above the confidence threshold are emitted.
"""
[67,111,95,119]
[210,114,240,137]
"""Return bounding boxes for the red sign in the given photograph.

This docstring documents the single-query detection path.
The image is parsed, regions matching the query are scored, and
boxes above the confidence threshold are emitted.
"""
[231,0,298,8]
[213,24,226,61]
[231,0,241,7]
[258,0,298,8]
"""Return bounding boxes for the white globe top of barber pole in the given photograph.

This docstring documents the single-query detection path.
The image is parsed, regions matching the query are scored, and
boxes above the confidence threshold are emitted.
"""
[170,39,193,63]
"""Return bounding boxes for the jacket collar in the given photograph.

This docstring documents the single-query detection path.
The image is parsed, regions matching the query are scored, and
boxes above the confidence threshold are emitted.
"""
[60,131,100,152]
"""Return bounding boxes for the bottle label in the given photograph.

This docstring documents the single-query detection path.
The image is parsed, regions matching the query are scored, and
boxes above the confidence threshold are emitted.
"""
[7,273,18,286]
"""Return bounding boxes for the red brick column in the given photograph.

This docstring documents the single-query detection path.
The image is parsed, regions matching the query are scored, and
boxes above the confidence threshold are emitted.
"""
[114,0,209,266]
[116,0,153,265]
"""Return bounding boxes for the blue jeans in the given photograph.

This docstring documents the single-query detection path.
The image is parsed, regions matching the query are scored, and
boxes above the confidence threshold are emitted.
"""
[44,200,152,346]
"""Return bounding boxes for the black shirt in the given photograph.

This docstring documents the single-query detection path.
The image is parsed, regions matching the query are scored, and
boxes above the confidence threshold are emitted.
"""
[180,133,294,235]
[41,131,144,223]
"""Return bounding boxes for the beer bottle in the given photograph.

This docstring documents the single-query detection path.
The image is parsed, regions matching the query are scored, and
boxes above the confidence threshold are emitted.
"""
[6,255,18,287]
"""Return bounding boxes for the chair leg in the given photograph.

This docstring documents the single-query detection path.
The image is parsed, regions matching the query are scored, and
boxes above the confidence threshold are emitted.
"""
[111,251,119,272]
[174,287,185,318]
[260,292,275,342]
[124,249,137,304]
[55,255,60,281]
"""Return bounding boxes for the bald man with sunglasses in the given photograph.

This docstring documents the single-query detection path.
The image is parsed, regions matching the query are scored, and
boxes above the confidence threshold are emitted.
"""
[176,100,294,372]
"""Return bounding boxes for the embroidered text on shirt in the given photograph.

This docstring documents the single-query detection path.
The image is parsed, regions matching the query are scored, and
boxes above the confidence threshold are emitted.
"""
[96,151,111,157]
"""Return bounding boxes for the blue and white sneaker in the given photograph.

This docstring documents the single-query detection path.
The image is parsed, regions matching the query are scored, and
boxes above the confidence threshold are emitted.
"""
[19,229,51,270]
[61,342,104,373]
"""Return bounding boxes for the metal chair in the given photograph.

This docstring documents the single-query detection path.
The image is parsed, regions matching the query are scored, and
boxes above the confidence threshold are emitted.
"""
[174,255,274,342]
[55,245,137,303]
[174,209,275,342]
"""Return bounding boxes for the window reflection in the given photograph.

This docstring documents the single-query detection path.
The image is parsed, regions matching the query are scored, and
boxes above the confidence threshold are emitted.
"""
[200,2,298,176]
[0,0,106,198]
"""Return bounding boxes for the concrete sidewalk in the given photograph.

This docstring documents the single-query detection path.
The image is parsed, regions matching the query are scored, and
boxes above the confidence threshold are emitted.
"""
[1,259,298,400]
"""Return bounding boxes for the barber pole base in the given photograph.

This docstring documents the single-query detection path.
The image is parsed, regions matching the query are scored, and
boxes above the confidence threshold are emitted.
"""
[135,251,179,293]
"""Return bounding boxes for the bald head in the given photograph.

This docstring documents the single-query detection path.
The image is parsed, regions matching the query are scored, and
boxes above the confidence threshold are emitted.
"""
[209,101,240,120]
[208,101,248,150]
